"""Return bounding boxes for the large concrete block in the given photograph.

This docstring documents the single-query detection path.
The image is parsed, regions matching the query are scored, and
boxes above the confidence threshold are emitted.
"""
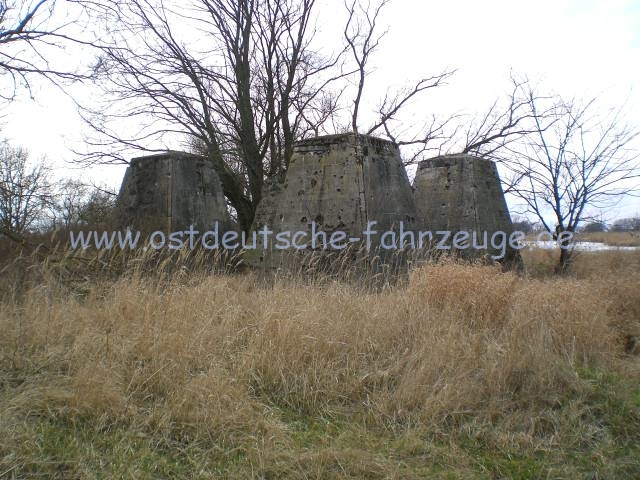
[250,133,418,263]
[413,154,522,269]
[116,151,233,234]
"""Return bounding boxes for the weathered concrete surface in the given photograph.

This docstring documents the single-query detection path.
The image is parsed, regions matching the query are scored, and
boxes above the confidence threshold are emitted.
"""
[249,133,418,265]
[413,154,522,269]
[117,151,233,234]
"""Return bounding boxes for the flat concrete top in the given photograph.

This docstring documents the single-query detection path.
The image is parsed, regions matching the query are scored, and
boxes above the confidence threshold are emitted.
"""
[131,151,205,163]
[417,153,495,169]
[294,133,398,149]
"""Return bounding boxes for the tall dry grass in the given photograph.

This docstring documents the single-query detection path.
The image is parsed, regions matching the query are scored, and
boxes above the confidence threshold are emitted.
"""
[1,247,639,477]
[0,244,640,478]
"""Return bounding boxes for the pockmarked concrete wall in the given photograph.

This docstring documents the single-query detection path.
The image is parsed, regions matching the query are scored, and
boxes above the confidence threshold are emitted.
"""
[413,153,522,268]
[114,146,522,272]
[116,151,233,234]
[249,133,418,264]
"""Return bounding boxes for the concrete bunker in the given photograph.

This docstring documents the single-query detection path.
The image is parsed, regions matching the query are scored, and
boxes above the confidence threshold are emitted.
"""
[113,144,522,272]
[413,153,522,269]
[116,151,233,234]
[249,133,419,266]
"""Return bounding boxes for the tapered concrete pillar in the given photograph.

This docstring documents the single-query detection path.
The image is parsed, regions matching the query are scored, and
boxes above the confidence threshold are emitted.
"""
[413,154,522,269]
[249,133,418,266]
[116,151,234,234]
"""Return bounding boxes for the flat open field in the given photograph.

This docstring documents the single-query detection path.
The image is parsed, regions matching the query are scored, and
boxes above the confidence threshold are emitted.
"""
[0,248,639,479]
[575,231,640,247]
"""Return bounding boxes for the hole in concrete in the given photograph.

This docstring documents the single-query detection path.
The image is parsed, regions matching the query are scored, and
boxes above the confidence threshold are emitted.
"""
[297,189,305,196]
[315,214,324,224]
[301,216,307,223]
[311,178,317,187]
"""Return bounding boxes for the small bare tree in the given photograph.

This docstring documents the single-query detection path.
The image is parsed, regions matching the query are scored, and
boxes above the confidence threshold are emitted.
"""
[52,178,117,229]
[505,87,640,273]
[0,139,53,235]
[52,178,88,229]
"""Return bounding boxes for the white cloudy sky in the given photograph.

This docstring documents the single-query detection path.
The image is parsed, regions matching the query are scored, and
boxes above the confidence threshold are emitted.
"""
[2,0,640,219]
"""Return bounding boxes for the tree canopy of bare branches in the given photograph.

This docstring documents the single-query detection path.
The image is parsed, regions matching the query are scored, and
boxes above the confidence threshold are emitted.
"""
[78,0,454,232]
[342,0,454,160]
[0,0,94,101]
[504,86,639,272]
[79,0,354,231]
[0,138,53,234]
[52,178,116,229]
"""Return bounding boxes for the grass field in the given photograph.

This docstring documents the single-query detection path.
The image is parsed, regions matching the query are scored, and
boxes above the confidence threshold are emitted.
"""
[0,246,639,479]
[575,231,640,247]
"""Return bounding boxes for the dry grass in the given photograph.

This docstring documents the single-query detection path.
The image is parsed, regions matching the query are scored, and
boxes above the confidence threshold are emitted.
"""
[0,250,639,478]
[521,244,640,279]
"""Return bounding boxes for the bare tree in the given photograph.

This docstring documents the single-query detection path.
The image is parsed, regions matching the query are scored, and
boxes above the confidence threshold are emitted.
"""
[78,0,456,231]
[504,87,640,272]
[342,0,453,148]
[343,0,388,133]
[51,178,116,229]
[611,216,640,232]
[77,185,115,226]
[397,75,551,170]
[77,0,352,232]
[0,139,53,235]
[52,178,88,229]
[460,77,548,159]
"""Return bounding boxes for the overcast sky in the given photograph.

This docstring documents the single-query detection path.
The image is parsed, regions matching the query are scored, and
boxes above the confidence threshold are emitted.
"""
[2,0,639,219]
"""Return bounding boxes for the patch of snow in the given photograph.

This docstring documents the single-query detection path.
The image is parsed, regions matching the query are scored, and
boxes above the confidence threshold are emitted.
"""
[525,241,639,251]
